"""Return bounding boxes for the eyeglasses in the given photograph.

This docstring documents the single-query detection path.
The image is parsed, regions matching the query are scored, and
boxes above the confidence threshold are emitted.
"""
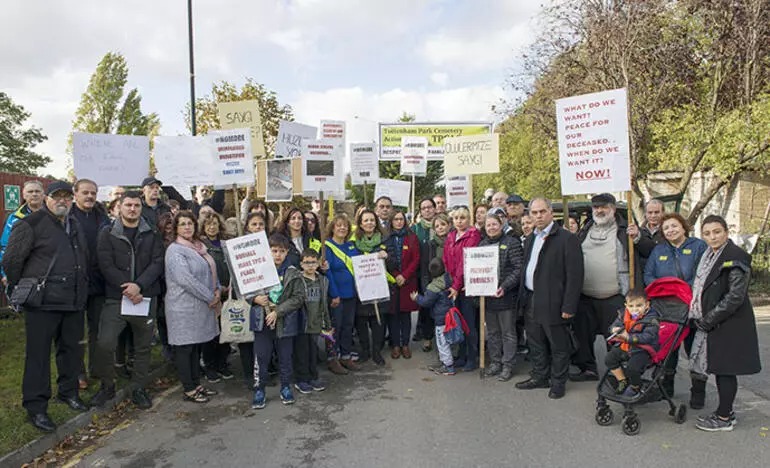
[301,260,319,265]
[49,193,73,201]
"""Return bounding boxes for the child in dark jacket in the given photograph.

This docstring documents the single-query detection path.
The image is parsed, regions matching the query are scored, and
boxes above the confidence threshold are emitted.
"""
[605,288,660,398]
[411,258,455,375]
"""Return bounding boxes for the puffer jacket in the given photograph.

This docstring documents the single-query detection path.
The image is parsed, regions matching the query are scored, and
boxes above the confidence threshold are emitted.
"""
[413,272,452,326]
[643,237,707,286]
[477,232,523,311]
[609,307,660,355]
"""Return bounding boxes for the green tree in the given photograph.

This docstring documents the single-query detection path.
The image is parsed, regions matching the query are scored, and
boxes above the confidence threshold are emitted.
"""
[70,52,160,171]
[0,92,50,174]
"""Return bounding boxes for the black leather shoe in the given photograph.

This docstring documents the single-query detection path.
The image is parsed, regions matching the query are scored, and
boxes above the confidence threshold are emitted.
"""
[29,413,56,433]
[57,395,89,412]
[548,385,566,399]
[89,385,116,408]
[515,378,551,390]
[132,388,153,410]
[568,370,599,382]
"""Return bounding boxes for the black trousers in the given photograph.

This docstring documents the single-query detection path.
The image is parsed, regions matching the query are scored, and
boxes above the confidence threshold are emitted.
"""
[524,294,572,386]
[115,326,135,365]
[572,294,625,373]
[293,333,319,383]
[605,347,652,387]
[716,375,738,417]
[202,336,230,372]
[80,294,105,377]
[416,307,435,339]
[24,309,84,415]
[238,342,255,387]
[174,343,201,392]
[355,303,385,360]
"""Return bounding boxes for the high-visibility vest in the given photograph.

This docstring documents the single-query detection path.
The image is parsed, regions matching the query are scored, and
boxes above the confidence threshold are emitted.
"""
[309,237,321,253]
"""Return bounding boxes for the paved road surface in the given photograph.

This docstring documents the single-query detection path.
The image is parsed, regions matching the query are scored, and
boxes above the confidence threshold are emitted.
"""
[71,321,770,467]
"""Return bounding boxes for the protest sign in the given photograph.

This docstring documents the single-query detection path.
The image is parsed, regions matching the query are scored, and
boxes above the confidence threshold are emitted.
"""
[463,245,499,297]
[350,143,379,185]
[400,136,428,176]
[302,139,340,192]
[72,133,150,186]
[443,133,499,176]
[154,135,215,187]
[379,122,493,161]
[217,100,266,159]
[266,159,293,201]
[374,178,411,207]
[446,176,471,209]
[352,254,390,303]
[555,88,631,195]
[275,121,318,159]
[210,128,255,187]
[320,120,346,144]
[224,231,279,298]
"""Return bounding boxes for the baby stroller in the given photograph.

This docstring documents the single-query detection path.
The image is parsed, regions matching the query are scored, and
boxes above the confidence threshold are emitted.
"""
[594,277,692,436]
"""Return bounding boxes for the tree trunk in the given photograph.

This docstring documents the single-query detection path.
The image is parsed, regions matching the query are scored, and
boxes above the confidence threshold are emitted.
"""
[686,173,733,226]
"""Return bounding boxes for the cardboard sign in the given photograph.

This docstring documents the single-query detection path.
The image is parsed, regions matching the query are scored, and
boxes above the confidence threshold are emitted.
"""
[350,143,379,185]
[400,136,428,176]
[302,139,340,192]
[443,133,500,176]
[463,245,499,297]
[154,135,215,187]
[224,231,280,298]
[266,159,293,201]
[72,133,150,186]
[445,176,471,209]
[379,122,493,161]
[374,178,411,207]
[275,120,317,159]
[210,128,255,187]
[352,254,390,303]
[217,100,266,159]
[555,88,631,195]
[3,185,20,211]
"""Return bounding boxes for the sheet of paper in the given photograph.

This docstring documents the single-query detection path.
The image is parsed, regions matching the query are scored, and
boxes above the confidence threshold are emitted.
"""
[121,297,151,316]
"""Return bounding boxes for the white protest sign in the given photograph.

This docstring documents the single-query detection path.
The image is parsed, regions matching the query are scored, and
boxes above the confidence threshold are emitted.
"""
[154,135,215,187]
[400,136,428,176]
[72,133,150,186]
[302,139,340,192]
[210,128,255,187]
[217,100,266,159]
[446,176,471,209]
[555,88,631,195]
[320,120,346,144]
[464,245,499,297]
[374,178,411,207]
[443,133,499,176]
[275,121,318,158]
[350,143,379,185]
[352,254,390,303]
[224,231,280,297]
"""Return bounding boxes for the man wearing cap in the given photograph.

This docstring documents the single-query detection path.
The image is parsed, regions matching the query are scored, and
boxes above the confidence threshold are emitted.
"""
[69,179,111,390]
[140,177,172,227]
[0,180,45,284]
[627,198,666,272]
[570,193,639,382]
[505,194,526,237]
[2,181,89,432]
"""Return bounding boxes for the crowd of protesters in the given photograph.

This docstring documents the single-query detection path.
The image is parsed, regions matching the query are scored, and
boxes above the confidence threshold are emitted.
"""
[1,178,760,434]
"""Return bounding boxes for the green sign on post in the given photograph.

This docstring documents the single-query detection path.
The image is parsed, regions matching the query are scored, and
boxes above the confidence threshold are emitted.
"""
[4,185,20,211]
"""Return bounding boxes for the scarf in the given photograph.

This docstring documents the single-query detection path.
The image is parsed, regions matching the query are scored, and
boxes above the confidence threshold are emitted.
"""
[688,243,727,377]
[355,232,382,254]
[176,236,219,291]
[419,218,432,231]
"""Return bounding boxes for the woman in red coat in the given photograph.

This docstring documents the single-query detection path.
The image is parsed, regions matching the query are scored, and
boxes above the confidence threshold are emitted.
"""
[384,211,420,359]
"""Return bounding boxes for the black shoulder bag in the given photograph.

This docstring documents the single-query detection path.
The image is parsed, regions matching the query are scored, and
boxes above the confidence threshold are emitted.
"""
[9,251,60,310]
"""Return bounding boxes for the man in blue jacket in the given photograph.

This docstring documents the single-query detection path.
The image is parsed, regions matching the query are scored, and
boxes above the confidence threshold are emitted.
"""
[0,180,44,283]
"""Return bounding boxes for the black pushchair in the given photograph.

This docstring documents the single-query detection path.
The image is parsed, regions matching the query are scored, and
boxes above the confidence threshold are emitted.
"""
[594,278,692,435]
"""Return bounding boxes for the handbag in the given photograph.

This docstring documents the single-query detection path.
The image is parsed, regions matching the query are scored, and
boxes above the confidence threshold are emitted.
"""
[219,284,255,344]
[9,251,59,310]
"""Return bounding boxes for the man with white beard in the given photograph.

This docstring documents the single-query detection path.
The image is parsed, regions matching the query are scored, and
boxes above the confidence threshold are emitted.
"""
[569,193,638,382]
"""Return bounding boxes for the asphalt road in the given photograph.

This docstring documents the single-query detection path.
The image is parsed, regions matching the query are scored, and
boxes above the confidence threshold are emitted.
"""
[70,324,770,468]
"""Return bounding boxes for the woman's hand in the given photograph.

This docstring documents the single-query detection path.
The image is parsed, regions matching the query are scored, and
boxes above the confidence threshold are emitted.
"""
[448,287,458,300]
[208,293,221,309]
[409,291,418,301]
[377,251,388,259]
[252,295,269,306]
[396,275,406,287]
[320,260,330,272]
[495,287,504,298]
[331,297,341,308]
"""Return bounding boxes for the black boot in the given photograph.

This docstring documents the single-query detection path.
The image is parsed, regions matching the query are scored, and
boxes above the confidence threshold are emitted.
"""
[690,377,707,410]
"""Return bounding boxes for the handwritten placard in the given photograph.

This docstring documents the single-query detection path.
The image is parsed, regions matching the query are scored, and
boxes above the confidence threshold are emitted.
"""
[224,231,280,298]
[72,133,150,186]
[275,121,318,159]
[443,133,499,176]
[153,135,215,187]
[555,88,631,195]
[352,254,390,303]
[463,245,499,297]
[217,100,266,159]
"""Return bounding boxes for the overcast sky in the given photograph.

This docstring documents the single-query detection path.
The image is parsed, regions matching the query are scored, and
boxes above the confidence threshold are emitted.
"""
[2,0,543,178]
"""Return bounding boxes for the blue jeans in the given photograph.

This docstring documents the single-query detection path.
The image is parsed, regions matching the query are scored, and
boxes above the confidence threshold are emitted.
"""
[331,298,356,359]
[253,328,293,389]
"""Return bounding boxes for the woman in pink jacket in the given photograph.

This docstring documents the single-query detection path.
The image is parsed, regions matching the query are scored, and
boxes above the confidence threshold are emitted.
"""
[442,206,481,371]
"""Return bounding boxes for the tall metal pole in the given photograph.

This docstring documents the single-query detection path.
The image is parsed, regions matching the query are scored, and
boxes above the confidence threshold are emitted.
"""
[187,0,197,136]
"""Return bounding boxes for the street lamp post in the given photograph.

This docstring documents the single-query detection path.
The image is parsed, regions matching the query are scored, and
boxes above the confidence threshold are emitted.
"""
[187,0,197,136]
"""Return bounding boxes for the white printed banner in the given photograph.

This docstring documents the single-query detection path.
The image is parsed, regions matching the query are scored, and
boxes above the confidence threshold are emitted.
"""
[350,143,379,185]
[224,231,280,298]
[302,139,341,192]
[210,128,255,186]
[400,136,428,176]
[446,176,471,209]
